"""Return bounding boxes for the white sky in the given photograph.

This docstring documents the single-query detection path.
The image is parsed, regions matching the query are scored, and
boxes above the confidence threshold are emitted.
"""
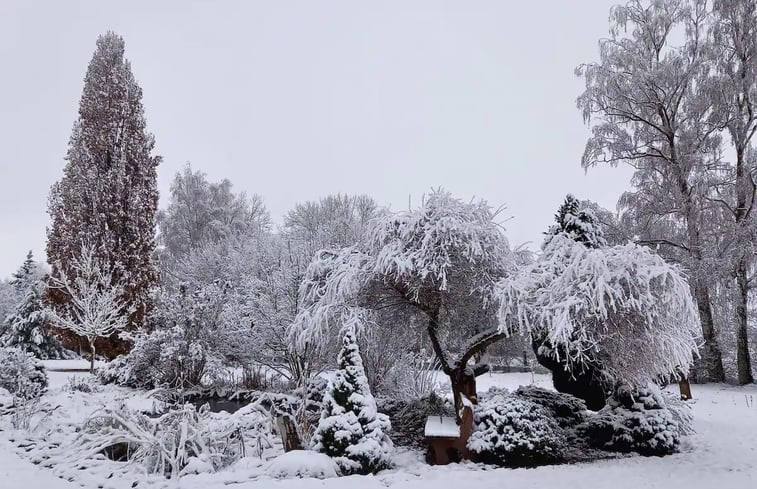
[0,0,632,278]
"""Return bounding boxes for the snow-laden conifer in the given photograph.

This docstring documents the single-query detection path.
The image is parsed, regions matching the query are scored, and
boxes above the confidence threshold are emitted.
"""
[312,319,393,475]
[1,252,69,359]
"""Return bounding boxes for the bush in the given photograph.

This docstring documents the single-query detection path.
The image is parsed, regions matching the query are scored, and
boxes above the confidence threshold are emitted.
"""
[100,283,258,390]
[514,385,587,427]
[66,402,274,478]
[96,355,135,386]
[0,347,47,397]
[577,384,689,456]
[377,393,453,449]
[64,376,98,394]
[468,391,567,467]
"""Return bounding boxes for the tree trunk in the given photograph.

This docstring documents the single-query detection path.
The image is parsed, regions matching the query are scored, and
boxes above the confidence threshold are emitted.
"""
[692,279,725,382]
[276,415,303,452]
[678,167,725,383]
[678,376,692,400]
[733,143,754,385]
[89,339,96,374]
[449,368,477,423]
[735,257,754,384]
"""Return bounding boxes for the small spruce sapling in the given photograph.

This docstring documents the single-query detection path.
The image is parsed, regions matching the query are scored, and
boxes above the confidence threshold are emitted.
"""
[312,321,393,475]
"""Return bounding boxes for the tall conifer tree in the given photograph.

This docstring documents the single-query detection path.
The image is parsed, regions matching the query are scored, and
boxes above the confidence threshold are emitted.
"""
[46,32,160,357]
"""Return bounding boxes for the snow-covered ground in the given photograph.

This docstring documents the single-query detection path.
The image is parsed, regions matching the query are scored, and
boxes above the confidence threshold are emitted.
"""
[1,364,756,489]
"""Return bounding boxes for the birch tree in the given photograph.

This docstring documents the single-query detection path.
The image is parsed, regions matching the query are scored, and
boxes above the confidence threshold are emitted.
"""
[577,0,726,381]
[708,0,757,384]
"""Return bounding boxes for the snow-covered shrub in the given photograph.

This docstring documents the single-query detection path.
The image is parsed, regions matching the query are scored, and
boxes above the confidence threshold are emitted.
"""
[468,391,567,467]
[0,347,48,430]
[104,281,257,390]
[377,392,452,449]
[513,385,586,427]
[96,355,135,386]
[578,384,690,456]
[392,355,440,401]
[69,401,274,478]
[266,450,340,479]
[0,347,47,397]
[312,324,393,475]
[664,391,694,436]
[64,375,98,394]
[0,387,11,412]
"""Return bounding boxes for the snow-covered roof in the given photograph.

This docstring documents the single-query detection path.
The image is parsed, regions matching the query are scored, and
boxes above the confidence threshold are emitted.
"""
[424,416,460,438]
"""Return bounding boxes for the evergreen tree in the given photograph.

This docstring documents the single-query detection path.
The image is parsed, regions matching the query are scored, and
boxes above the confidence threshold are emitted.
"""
[312,323,393,475]
[46,32,160,357]
[1,252,69,359]
[11,251,38,290]
[545,194,607,249]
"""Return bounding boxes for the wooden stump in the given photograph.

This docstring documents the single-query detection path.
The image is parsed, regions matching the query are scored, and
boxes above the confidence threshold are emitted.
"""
[276,415,303,452]
[678,376,692,401]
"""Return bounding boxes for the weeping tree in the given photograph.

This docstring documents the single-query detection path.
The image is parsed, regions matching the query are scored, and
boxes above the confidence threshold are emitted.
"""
[532,195,611,409]
[496,233,701,407]
[291,191,517,418]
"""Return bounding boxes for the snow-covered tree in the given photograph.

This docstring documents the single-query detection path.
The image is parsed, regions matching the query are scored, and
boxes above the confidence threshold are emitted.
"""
[545,195,608,249]
[292,191,516,416]
[312,322,393,475]
[1,252,69,359]
[497,234,701,392]
[47,32,160,357]
[532,198,614,408]
[284,194,382,261]
[160,194,384,386]
[2,286,68,360]
[0,281,18,331]
[47,244,133,373]
[706,0,757,385]
[577,0,725,381]
[157,164,270,280]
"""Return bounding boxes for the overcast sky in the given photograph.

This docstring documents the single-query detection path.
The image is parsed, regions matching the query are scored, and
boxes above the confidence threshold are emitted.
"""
[0,0,632,278]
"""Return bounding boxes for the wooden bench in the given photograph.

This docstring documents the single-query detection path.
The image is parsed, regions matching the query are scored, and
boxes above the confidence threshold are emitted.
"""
[424,395,475,465]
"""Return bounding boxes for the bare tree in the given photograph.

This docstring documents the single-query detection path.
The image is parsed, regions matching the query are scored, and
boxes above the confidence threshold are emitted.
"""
[47,244,132,373]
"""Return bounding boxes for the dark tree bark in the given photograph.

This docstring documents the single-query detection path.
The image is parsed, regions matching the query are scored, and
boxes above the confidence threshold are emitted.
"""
[530,334,609,411]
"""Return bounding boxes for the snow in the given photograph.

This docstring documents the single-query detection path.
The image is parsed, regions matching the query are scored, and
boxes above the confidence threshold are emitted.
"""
[266,450,340,479]
[0,448,77,488]
[1,371,756,489]
[42,359,103,389]
[424,416,460,438]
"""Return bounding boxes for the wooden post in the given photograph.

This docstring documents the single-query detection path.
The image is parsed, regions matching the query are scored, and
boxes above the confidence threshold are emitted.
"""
[678,376,692,401]
[276,414,303,452]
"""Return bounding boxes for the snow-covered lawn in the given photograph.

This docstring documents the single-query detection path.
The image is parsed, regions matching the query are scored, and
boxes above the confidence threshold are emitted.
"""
[1,368,756,489]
